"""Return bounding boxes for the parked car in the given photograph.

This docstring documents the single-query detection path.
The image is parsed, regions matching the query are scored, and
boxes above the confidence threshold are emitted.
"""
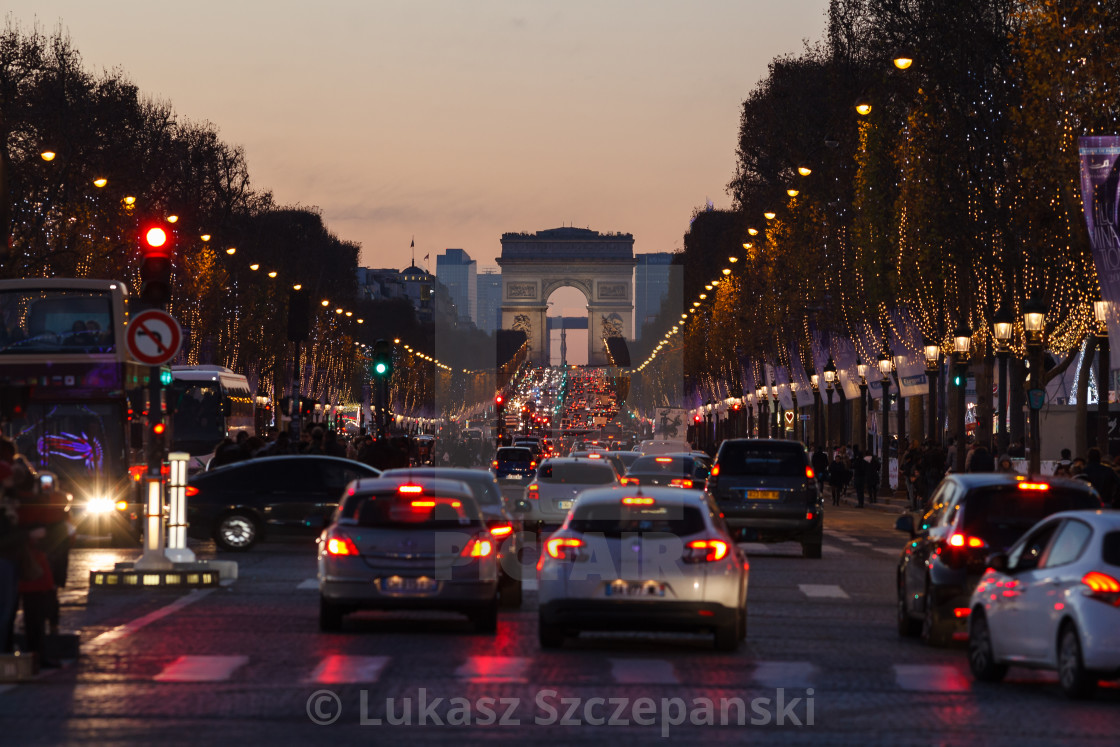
[537,486,748,650]
[492,446,536,482]
[895,474,1102,646]
[968,510,1120,698]
[381,467,523,607]
[622,454,710,489]
[186,455,381,551]
[705,439,822,558]
[514,457,621,533]
[318,476,499,632]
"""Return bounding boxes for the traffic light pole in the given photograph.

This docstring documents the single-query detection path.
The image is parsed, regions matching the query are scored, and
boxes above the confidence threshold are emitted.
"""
[290,340,302,442]
[135,363,172,570]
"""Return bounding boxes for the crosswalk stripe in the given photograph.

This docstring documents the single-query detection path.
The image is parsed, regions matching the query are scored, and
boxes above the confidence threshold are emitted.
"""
[456,656,530,683]
[610,658,678,684]
[154,655,249,682]
[296,579,318,590]
[798,584,849,599]
[751,661,815,689]
[875,547,899,555]
[308,655,389,684]
[894,664,971,692]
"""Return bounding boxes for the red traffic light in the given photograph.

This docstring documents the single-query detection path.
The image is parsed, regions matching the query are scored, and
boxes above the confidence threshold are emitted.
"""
[495,395,504,406]
[145,227,168,249]
[152,423,166,436]
[693,414,702,423]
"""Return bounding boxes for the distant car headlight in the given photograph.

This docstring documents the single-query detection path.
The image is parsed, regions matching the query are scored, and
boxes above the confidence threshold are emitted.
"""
[86,497,117,514]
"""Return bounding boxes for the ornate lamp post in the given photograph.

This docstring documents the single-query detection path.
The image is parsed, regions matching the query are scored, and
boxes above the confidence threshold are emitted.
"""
[952,323,972,473]
[1023,299,1046,473]
[923,336,941,444]
[1095,300,1111,453]
[857,358,869,451]
[757,385,769,439]
[878,348,893,492]
[771,380,781,438]
[746,392,755,437]
[790,381,801,442]
[823,357,837,447]
[809,371,821,446]
[992,309,1014,455]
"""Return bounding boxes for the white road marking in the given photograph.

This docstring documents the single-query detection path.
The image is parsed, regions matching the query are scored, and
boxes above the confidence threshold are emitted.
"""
[308,655,389,684]
[848,541,872,547]
[610,658,679,684]
[894,664,971,692]
[86,589,215,650]
[296,579,318,590]
[456,656,531,683]
[154,655,249,682]
[751,661,816,689]
[875,547,900,555]
[798,584,850,599]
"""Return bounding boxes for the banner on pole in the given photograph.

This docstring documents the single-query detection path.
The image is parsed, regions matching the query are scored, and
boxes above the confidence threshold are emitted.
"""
[1079,135,1120,353]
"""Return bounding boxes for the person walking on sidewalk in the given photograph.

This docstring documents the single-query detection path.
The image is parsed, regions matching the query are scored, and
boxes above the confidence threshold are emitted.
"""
[828,456,847,507]
[851,445,867,508]
[866,452,881,504]
[811,444,829,497]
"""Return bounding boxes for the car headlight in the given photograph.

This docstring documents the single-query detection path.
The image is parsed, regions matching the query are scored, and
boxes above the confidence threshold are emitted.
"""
[86,497,117,514]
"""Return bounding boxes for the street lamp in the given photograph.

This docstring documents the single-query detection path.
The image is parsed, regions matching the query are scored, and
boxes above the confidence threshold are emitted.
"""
[993,308,1014,454]
[923,336,941,445]
[823,357,837,447]
[810,371,821,446]
[952,323,972,472]
[1095,300,1111,453]
[1023,298,1047,474]
[857,358,869,451]
[878,348,893,492]
[757,384,769,439]
[771,381,781,438]
[790,381,801,442]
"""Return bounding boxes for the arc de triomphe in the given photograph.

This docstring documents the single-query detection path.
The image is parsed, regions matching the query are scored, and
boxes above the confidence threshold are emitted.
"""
[497,227,635,367]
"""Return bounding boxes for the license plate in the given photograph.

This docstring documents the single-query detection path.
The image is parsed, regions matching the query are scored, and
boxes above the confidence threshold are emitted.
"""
[747,490,779,501]
[606,581,666,597]
[380,576,437,594]
[557,500,572,510]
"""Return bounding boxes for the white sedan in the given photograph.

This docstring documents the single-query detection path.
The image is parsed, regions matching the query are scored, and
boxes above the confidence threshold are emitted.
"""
[537,486,748,651]
[968,510,1120,698]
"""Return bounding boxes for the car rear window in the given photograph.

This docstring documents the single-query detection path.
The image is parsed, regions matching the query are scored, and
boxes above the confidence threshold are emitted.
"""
[339,493,481,528]
[961,488,1102,550]
[715,443,807,477]
[569,502,706,537]
[1101,531,1120,567]
[385,471,502,506]
[630,456,691,474]
[497,448,532,462]
[538,463,616,484]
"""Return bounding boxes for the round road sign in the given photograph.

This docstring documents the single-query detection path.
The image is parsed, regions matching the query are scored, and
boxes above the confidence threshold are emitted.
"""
[126,309,183,366]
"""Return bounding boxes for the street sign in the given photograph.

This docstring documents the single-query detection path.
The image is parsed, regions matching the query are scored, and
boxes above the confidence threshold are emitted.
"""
[1028,388,1046,411]
[126,309,183,366]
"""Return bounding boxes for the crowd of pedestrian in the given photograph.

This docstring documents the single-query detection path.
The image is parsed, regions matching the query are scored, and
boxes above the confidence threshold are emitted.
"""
[810,442,882,509]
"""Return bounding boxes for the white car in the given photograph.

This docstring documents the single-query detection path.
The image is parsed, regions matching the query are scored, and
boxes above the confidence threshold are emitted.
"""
[515,457,620,531]
[537,486,748,651]
[638,439,692,456]
[968,510,1120,698]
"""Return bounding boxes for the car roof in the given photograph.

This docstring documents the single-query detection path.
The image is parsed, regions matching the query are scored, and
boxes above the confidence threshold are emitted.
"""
[943,473,1098,492]
[348,476,475,498]
[381,467,497,484]
[573,486,711,507]
[542,456,615,465]
[201,454,380,475]
[1041,509,1120,527]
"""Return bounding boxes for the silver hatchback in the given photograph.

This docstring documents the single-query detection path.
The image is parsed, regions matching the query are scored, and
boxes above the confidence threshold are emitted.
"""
[515,457,620,532]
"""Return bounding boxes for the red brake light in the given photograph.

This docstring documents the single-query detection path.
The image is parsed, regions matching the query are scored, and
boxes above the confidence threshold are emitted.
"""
[953,607,972,618]
[948,533,985,549]
[588,453,601,459]
[669,478,694,488]
[655,457,673,463]
[710,465,720,477]
[326,534,359,556]
[129,465,145,482]
[398,484,423,494]
[686,539,729,562]
[462,537,494,558]
[545,537,583,560]
[492,460,499,469]
[489,523,514,538]
[1019,482,1050,491]
[530,461,537,468]
[622,497,654,505]
[185,486,199,497]
[805,466,815,479]
[1082,571,1120,605]
[410,500,436,508]
[527,484,540,500]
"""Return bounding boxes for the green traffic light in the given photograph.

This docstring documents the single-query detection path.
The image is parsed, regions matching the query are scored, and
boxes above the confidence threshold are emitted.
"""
[160,368,173,386]
[375,362,388,375]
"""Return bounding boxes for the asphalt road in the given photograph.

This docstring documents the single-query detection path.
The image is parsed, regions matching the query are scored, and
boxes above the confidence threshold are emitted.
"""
[2,502,1118,746]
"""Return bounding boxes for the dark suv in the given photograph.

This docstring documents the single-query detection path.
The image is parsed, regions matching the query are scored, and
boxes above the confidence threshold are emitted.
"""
[895,474,1102,646]
[492,446,536,482]
[706,439,823,558]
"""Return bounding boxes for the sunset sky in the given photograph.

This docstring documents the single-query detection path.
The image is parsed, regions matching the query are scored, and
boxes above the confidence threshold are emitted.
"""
[7,0,830,277]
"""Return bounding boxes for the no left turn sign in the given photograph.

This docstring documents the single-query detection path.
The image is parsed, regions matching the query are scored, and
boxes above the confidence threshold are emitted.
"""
[127,309,183,366]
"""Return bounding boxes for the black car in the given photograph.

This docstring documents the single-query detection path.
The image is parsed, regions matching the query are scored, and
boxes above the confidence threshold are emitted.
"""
[187,455,381,550]
[492,446,536,482]
[705,439,823,558]
[623,454,710,489]
[895,473,1102,646]
[381,467,523,607]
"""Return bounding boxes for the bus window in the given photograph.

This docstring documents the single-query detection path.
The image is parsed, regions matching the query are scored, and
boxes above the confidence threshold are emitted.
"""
[171,383,225,457]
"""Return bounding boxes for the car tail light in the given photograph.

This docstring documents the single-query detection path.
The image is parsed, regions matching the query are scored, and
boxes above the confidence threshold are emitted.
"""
[326,533,359,556]
[492,460,499,469]
[710,465,720,477]
[655,457,673,463]
[805,466,815,479]
[620,477,639,486]
[953,607,971,618]
[398,484,423,494]
[185,486,199,497]
[545,537,583,560]
[1019,482,1050,491]
[622,497,654,505]
[129,465,145,483]
[527,484,540,500]
[531,461,537,468]
[462,537,494,558]
[669,478,694,488]
[489,523,514,538]
[685,539,729,563]
[1082,571,1120,606]
[948,533,985,549]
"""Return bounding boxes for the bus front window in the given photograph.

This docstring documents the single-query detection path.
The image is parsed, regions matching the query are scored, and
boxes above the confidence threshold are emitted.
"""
[171,383,225,456]
[0,289,114,354]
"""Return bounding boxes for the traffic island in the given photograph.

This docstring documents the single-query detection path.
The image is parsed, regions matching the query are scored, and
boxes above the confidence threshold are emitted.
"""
[89,559,238,590]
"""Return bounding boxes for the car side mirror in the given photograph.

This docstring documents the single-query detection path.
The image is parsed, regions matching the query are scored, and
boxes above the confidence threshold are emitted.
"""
[985,552,1009,572]
[894,514,916,537]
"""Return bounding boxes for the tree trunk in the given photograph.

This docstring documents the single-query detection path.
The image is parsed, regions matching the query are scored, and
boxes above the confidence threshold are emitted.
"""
[975,354,994,450]
[1009,358,1026,451]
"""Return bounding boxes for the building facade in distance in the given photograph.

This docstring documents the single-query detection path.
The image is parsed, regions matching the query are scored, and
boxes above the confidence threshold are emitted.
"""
[435,249,477,325]
[634,252,674,333]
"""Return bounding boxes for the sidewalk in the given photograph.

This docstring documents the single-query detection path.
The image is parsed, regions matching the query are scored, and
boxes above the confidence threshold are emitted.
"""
[829,488,910,514]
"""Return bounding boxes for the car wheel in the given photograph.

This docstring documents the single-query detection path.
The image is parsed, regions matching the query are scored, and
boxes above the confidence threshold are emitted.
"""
[499,576,523,609]
[214,512,258,551]
[897,578,921,638]
[714,612,740,652]
[319,596,343,632]
[1058,623,1098,699]
[968,610,1007,682]
[472,598,499,634]
[921,581,950,647]
[801,541,822,559]
[539,620,564,649]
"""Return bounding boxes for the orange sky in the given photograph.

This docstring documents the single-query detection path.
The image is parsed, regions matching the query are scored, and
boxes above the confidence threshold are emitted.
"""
[8,1,831,271]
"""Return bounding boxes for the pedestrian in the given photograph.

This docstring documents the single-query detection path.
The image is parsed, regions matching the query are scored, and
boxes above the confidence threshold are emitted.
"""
[866,453,881,504]
[828,457,847,507]
[901,440,921,511]
[968,441,995,473]
[306,427,326,455]
[10,459,59,667]
[811,444,829,497]
[851,445,866,508]
[997,454,1016,473]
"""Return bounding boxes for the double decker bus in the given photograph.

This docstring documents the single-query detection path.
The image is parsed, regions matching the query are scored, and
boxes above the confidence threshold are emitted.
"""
[0,278,147,542]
